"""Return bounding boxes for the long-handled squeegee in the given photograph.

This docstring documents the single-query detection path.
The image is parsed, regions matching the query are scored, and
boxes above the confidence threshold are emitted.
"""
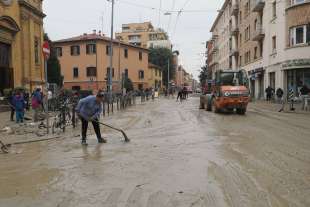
[95,121,130,142]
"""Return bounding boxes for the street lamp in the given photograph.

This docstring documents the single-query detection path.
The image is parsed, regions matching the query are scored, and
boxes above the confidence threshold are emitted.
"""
[107,0,114,97]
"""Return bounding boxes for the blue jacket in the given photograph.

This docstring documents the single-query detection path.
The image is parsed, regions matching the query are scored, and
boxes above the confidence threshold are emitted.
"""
[75,95,102,120]
[32,91,42,103]
[13,95,25,111]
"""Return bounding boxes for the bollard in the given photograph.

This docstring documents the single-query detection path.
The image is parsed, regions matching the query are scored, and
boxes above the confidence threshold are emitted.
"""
[72,105,76,128]
[62,107,66,133]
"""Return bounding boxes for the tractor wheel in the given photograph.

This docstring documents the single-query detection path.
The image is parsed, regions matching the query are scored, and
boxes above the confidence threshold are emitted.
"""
[212,99,220,113]
[236,108,246,115]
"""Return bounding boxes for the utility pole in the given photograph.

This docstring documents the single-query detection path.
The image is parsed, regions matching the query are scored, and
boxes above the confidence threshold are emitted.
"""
[167,59,170,94]
[108,0,114,96]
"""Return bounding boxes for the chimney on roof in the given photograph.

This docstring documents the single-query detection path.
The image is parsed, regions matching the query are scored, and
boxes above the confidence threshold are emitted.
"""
[93,29,96,34]
[83,33,87,36]
[98,30,102,36]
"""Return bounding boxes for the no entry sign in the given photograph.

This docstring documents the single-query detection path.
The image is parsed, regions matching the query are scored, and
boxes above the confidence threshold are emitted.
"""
[42,41,50,59]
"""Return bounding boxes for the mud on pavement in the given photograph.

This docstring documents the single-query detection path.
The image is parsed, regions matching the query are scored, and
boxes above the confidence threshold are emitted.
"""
[0,97,310,207]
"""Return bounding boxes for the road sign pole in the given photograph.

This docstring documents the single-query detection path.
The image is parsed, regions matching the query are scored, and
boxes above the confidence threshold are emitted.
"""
[42,41,50,134]
[44,59,49,134]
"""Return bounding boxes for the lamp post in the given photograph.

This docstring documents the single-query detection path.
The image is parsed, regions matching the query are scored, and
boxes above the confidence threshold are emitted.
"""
[107,0,115,97]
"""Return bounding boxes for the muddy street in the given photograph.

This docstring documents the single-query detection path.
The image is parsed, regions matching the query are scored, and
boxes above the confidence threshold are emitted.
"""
[0,97,310,207]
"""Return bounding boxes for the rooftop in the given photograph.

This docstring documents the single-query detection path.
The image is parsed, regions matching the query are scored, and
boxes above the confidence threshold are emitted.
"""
[53,32,149,51]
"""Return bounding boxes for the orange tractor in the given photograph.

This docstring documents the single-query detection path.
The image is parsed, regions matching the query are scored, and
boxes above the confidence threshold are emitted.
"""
[200,70,250,115]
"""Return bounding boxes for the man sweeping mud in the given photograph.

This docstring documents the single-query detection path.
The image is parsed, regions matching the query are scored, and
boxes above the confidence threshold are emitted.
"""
[76,91,107,146]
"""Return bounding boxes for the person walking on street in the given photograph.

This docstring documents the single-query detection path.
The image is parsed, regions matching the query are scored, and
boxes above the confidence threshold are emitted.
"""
[276,88,284,104]
[75,91,107,146]
[8,91,15,121]
[32,88,42,122]
[177,89,183,102]
[300,85,310,110]
[265,86,274,102]
[12,91,26,123]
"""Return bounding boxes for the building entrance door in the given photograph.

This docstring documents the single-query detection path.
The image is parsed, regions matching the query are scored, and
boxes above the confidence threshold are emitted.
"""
[0,42,13,93]
[250,79,255,99]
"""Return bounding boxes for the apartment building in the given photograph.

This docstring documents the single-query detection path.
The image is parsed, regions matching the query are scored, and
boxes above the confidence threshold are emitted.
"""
[53,32,149,92]
[115,22,171,49]
[239,0,265,99]
[208,0,310,99]
[209,0,233,78]
[0,0,45,93]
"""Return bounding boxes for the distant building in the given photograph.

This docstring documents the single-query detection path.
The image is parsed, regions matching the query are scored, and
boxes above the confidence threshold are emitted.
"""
[53,31,149,92]
[148,63,162,89]
[0,0,46,93]
[147,40,172,50]
[116,22,170,49]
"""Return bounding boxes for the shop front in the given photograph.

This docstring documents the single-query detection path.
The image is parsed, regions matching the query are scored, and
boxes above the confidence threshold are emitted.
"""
[282,59,310,96]
[248,67,265,100]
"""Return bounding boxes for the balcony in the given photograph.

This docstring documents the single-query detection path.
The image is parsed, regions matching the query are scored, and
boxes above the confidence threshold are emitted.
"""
[252,25,265,41]
[211,34,219,41]
[252,0,265,12]
[230,26,239,36]
[231,3,239,16]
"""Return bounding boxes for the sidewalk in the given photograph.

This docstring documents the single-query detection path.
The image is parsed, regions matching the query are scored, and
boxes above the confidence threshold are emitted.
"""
[249,100,310,114]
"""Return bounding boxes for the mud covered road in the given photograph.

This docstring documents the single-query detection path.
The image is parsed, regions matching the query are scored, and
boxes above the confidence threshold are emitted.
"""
[1,97,310,207]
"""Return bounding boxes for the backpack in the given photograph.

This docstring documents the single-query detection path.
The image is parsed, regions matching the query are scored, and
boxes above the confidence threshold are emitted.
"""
[32,96,39,108]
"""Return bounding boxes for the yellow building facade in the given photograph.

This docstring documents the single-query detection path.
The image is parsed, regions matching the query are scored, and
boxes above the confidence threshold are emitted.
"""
[148,63,162,89]
[0,0,45,93]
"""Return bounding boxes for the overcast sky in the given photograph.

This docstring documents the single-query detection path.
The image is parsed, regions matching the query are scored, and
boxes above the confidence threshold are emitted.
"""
[43,0,224,79]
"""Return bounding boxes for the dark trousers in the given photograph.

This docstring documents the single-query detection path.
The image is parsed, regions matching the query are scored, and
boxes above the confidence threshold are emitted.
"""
[81,117,102,141]
[10,107,15,121]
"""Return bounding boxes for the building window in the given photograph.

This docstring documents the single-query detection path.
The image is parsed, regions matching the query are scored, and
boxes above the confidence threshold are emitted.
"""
[239,55,242,66]
[272,1,277,18]
[138,70,144,79]
[254,47,258,60]
[272,36,277,53]
[34,37,40,64]
[245,26,250,41]
[155,69,158,76]
[72,86,81,91]
[106,45,112,55]
[139,51,143,60]
[124,48,128,58]
[55,47,62,57]
[124,69,129,78]
[73,67,79,78]
[290,0,306,6]
[71,45,80,56]
[245,51,251,64]
[86,44,96,54]
[107,67,115,78]
[290,25,309,46]
[86,67,97,77]
[260,41,263,57]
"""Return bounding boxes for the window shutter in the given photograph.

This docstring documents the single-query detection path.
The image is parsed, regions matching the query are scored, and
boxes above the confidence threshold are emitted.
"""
[77,46,80,55]
[307,24,310,43]
[71,46,73,55]
[86,45,89,54]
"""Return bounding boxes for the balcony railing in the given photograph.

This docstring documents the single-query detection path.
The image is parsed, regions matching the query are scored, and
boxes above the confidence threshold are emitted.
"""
[252,25,265,41]
[252,0,265,12]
